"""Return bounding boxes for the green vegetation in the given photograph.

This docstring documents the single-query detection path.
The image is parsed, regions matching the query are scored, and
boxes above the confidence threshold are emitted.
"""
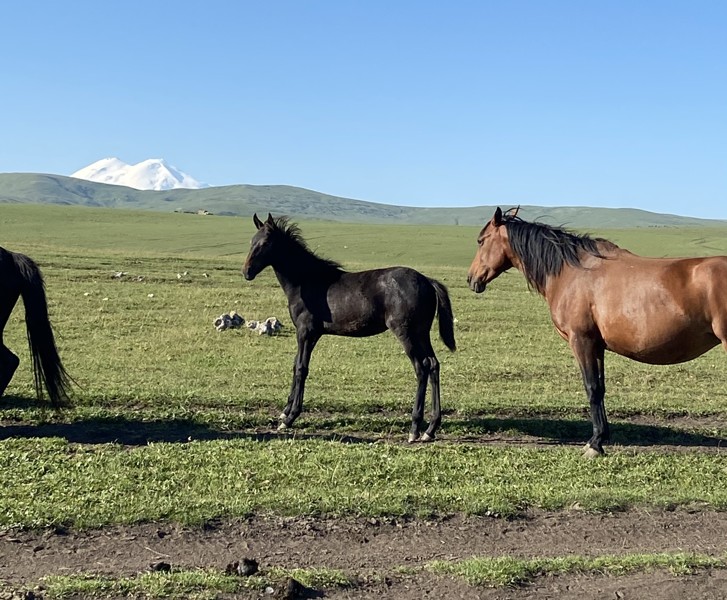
[427,553,725,587]
[3,204,727,596]
[40,553,725,597]
[4,438,727,528]
[43,567,351,599]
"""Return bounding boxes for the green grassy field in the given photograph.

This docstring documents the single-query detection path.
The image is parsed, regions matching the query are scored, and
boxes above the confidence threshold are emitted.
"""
[3,204,727,596]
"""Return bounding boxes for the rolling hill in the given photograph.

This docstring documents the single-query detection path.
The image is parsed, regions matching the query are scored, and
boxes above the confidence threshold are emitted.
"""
[0,172,722,229]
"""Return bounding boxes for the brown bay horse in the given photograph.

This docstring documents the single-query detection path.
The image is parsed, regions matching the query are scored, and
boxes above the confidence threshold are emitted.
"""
[467,207,727,457]
[243,214,456,442]
[0,247,71,406]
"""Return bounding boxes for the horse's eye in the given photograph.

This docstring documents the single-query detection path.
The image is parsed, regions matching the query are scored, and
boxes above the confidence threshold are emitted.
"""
[477,239,483,247]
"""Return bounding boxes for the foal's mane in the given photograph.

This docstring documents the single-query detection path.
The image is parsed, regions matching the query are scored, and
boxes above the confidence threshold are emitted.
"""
[269,216,345,275]
[501,214,607,293]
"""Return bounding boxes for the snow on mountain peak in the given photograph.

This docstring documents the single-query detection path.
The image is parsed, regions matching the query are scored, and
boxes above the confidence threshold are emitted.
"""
[71,158,209,191]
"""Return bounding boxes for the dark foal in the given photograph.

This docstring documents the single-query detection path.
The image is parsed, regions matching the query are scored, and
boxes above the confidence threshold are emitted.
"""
[242,214,456,442]
[0,247,71,406]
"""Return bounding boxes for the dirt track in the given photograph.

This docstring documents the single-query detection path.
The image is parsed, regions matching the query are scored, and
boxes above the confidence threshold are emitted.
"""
[3,509,727,599]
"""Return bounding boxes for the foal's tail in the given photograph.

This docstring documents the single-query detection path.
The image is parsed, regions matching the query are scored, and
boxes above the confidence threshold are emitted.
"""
[430,279,456,352]
[12,251,71,406]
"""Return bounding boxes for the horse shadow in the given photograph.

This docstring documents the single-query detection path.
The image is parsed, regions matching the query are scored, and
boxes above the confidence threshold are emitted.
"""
[452,415,727,449]
[1,396,724,449]
[0,395,373,446]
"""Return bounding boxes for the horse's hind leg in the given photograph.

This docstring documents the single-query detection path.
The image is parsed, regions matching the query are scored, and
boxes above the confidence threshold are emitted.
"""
[0,296,20,399]
[408,350,430,443]
[0,345,20,399]
[392,332,433,443]
[421,341,441,442]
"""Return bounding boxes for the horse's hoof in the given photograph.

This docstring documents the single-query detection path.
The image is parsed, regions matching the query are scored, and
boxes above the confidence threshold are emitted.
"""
[420,432,435,443]
[277,422,288,431]
[582,446,604,459]
[407,433,420,444]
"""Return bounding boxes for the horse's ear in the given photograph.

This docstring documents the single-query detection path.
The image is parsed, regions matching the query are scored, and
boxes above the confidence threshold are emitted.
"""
[253,213,264,230]
[504,206,520,218]
[493,207,503,226]
[265,213,274,226]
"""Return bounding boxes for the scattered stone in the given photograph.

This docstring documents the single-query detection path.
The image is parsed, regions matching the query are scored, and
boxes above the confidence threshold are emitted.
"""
[215,313,283,335]
[214,311,245,331]
[252,317,284,336]
[225,557,258,576]
[282,577,310,599]
[112,271,127,279]
[149,561,172,572]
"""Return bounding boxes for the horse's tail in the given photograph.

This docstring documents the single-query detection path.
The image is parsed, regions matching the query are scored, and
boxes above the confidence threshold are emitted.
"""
[11,251,71,406]
[430,278,456,352]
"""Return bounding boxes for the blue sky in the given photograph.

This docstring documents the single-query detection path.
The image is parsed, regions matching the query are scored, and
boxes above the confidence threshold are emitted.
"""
[1,1,725,219]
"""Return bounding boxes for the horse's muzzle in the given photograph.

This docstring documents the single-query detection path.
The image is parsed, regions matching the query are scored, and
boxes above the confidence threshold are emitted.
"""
[467,275,486,294]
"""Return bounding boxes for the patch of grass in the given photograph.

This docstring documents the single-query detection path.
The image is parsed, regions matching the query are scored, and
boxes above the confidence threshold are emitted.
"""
[427,552,726,587]
[3,206,727,533]
[42,566,351,599]
[39,553,724,598]
[3,438,727,528]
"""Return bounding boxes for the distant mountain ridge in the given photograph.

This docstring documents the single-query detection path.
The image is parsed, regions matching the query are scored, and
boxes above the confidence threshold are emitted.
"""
[0,172,723,229]
[71,158,208,191]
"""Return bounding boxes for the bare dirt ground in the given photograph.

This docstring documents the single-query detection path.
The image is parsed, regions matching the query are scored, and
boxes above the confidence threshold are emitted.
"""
[3,509,727,599]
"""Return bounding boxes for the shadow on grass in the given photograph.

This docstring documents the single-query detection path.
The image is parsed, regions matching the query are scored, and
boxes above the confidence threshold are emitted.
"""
[1,396,725,449]
[0,417,379,446]
[451,416,727,449]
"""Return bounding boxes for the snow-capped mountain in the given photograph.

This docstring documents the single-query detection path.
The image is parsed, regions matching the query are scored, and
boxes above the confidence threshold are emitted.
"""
[71,158,209,191]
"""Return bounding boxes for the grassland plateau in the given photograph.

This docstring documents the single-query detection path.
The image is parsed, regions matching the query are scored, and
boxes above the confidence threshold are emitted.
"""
[2,204,727,598]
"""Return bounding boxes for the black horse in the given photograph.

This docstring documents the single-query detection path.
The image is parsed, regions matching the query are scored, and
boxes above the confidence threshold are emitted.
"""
[242,214,456,441]
[0,247,71,406]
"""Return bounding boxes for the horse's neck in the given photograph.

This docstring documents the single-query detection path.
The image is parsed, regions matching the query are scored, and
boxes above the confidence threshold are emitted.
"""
[271,253,339,294]
[272,267,302,296]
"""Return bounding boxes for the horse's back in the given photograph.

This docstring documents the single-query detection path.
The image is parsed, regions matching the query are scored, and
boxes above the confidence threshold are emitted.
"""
[552,253,727,364]
[320,266,436,336]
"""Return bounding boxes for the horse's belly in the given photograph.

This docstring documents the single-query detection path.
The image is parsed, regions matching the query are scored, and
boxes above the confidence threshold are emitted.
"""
[604,329,719,365]
[323,311,388,337]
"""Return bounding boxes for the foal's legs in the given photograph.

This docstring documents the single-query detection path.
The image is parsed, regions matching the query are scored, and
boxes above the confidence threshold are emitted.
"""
[421,340,442,442]
[394,330,441,443]
[570,335,609,457]
[279,328,320,430]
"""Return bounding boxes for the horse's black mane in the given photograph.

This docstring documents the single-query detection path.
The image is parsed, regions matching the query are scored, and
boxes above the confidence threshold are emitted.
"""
[501,214,606,293]
[270,216,345,276]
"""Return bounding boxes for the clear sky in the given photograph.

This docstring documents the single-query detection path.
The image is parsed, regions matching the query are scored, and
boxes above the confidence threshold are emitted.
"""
[1,1,725,219]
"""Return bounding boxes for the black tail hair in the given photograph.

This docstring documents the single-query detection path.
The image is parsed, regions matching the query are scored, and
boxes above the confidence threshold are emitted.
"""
[12,252,71,406]
[430,279,456,352]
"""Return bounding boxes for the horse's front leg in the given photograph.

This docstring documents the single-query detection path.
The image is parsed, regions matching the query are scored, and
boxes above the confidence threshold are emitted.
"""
[0,346,20,399]
[571,336,609,458]
[279,329,320,430]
